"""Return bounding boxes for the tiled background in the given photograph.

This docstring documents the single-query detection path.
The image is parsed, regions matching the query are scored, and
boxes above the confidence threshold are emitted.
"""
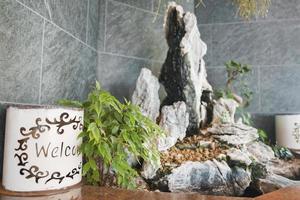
[2,0,296,176]
[0,0,194,176]
[195,0,300,141]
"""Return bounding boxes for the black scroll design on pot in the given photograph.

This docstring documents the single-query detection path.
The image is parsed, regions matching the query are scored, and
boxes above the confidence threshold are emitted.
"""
[45,172,65,184]
[15,112,83,185]
[66,162,82,180]
[46,112,83,134]
[14,153,28,166]
[20,118,50,139]
[14,137,30,151]
[20,166,49,183]
[66,168,80,179]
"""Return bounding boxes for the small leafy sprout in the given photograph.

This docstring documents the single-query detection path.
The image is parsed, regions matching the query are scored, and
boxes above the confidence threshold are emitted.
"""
[272,145,294,160]
[59,82,163,189]
[257,129,269,144]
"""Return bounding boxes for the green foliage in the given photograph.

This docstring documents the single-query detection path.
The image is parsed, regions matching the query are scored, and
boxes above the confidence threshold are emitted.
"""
[272,145,294,160]
[59,82,163,189]
[215,60,253,109]
[257,129,268,144]
[216,60,253,127]
[225,60,253,107]
[216,60,272,145]
[239,110,253,126]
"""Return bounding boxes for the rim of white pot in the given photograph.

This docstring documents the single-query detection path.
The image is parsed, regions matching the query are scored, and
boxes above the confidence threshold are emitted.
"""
[6,103,83,111]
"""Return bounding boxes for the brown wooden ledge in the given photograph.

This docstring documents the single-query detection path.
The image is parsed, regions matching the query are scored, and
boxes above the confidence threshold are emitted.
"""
[0,185,300,200]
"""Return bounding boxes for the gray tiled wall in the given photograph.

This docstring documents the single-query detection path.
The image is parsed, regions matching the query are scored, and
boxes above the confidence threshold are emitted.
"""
[195,0,300,140]
[0,0,194,176]
[0,0,98,175]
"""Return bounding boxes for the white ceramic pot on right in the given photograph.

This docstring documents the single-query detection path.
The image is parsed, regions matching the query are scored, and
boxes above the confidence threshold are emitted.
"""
[275,114,300,154]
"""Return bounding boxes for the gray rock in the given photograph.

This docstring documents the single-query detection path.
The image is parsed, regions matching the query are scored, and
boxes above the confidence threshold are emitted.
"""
[159,2,212,135]
[227,148,252,166]
[208,122,259,146]
[212,98,239,124]
[141,155,161,180]
[167,160,251,196]
[158,101,189,151]
[246,141,275,163]
[258,173,300,194]
[132,68,160,122]
[266,158,300,179]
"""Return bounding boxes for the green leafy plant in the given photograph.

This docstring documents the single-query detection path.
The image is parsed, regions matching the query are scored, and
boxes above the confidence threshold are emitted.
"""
[257,129,268,144]
[272,145,294,160]
[59,82,163,188]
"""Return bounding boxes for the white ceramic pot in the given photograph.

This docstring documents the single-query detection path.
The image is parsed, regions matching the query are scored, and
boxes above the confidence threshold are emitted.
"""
[275,114,300,154]
[2,104,83,192]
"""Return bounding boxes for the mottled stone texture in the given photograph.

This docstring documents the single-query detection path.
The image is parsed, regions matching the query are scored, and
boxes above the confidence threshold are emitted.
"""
[105,0,167,61]
[195,0,300,139]
[0,0,42,103]
[115,0,153,10]
[22,0,88,41]
[0,0,98,177]
[153,0,194,14]
[41,22,96,104]
[97,54,161,101]
[168,160,251,196]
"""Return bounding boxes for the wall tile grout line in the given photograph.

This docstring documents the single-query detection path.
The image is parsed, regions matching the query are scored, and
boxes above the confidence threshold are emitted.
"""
[97,51,164,63]
[15,0,97,53]
[15,0,166,69]
[85,0,90,44]
[258,65,262,111]
[38,19,46,105]
[209,25,213,68]
[151,0,154,13]
[103,0,108,51]
[206,64,299,68]
[198,16,300,26]
[107,0,163,16]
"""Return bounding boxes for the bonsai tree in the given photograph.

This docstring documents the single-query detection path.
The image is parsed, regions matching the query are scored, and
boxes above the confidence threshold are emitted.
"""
[216,60,253,108]
[59,82,163,188]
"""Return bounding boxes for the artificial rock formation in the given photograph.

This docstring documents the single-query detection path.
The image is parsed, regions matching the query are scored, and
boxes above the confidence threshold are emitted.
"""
[159,2,212,135]
[212,98,240,124]
[208,122,259,146]
[246,141,275,163]
[168,160,251,196]
[267,158,300,179]
[226,148,252,166]
[131,2,300,197]
[141,159,161,180]
[158,101,189,151]
[257,173,300,194]
[132,68,160,122]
